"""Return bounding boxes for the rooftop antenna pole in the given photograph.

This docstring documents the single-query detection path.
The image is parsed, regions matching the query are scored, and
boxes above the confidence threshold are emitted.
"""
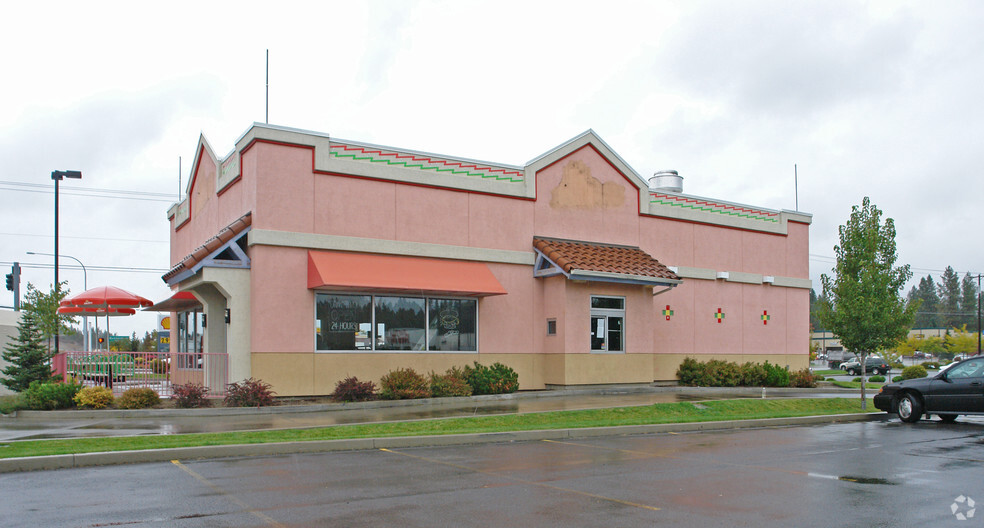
[794,164,799,211]
[178,156,182,201]
[265,49,269,124]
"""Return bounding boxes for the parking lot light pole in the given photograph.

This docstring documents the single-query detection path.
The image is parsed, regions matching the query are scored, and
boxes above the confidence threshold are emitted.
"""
[28,251,87,352]
[51,170,82,355]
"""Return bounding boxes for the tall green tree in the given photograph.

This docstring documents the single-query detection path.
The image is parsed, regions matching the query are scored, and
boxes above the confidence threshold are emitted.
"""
[907,275,940,328]
[817,197,916,409]
[938,266,962,329]
[21,282,77,354]
[960,272,980,334]
[1,312,56,392]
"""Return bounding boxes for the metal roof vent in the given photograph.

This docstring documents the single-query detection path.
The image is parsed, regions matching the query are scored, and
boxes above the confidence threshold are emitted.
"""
[649,170,683,193]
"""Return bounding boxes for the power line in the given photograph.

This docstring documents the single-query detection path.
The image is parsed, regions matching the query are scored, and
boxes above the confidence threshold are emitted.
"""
[0,232,169,244]
[1,261,168,274]
[0,180,177,203]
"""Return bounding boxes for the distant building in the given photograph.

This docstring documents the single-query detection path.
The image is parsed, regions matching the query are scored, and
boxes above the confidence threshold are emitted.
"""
[161,124,813,396]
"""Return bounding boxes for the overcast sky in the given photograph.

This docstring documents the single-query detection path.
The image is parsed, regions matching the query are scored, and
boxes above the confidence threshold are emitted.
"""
[2,0,982,336]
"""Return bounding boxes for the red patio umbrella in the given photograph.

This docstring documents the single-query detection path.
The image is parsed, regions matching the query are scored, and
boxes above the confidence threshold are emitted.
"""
[59,286,153,351]
[60,286,153,310]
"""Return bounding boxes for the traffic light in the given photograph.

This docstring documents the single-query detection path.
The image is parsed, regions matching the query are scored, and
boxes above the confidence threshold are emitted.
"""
[7,262,20,310]
[98,337,105,344]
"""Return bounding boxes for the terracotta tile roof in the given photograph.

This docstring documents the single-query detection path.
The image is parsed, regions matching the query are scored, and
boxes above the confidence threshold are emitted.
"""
[533,237,680,283]
[162,212,252,283]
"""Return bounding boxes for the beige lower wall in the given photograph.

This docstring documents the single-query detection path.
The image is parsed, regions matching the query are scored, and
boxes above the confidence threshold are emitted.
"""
[252,352,810,396]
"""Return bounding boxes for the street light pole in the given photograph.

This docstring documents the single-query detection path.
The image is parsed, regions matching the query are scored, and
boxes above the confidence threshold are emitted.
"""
[28,251,87,352]
[50,170,82,355]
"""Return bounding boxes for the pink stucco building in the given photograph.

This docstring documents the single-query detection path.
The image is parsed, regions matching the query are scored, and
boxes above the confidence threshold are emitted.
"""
[163,123,812,396]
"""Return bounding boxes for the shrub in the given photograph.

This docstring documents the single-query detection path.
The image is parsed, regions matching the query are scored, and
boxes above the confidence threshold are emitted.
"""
[430,367,473,398]
[869,375,886,383]
[330,376,377,402]
[762,361,790,387]
[224,378,277,407]
[901,365,928,380]
[172,382,211,408]
[677,357,703,386]
[919,361,939,370]
[789,368,818,388]
[148,358,169,374]
[22,380,81,410]
[739,362,767,386]
[892,375,904,382]
[891,362,905,370]
[852,377,863,382]
[380,367,431,400]
[117,388,160,409]
[464,362,519,395]
[74,386,114,409]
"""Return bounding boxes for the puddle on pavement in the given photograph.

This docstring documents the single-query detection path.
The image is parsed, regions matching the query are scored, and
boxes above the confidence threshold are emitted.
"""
[838,475,896,485]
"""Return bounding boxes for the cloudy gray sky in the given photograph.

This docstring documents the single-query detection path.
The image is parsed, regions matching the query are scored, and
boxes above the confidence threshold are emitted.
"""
[2,0,981,336]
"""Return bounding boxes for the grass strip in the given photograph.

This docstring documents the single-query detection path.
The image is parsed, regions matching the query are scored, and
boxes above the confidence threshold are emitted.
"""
[0,398,874,459]
[830,381,884,389]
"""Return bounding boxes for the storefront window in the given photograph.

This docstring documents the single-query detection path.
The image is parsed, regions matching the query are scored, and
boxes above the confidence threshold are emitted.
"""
[315,294,476,352]
[316,294,372,350]
[375,296,426,351]
[177,310,204,369]
[428,298,477,351]
[590,296,624,353]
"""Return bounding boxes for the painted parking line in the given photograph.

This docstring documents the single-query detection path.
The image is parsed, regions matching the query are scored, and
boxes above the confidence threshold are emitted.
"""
[378,447,661,512]
[171,459,287,528]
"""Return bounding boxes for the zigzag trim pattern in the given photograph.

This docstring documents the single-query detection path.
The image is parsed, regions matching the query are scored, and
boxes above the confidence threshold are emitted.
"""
[650,192,779,222]
[329,144,525,182]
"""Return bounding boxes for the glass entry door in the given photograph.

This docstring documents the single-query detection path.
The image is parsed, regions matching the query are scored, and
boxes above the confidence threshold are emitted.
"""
[590,297,624,352]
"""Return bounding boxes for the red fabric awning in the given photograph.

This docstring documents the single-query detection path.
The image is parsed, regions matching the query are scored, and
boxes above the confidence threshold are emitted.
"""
[145,291,202,312]
[307,251,507,297]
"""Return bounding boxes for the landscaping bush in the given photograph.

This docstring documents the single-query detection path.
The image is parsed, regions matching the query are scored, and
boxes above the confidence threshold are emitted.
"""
[172,382,211,408]
[430,366,473,398]
[330,376,377,402]
[464,362,519,395]
[789,368,818,388]
[380,367,431,399]
[74,386,114,409]
[224,378,277,407]
[116,388,160,409]
[920,361,939,370]
[676,357,703,386]
[869,375,886,383]
[891,362,905,370]
[695,360,740,387]
[148,358,169,374]
[901,365,928,380]
[762,361,790,387]
[22,380,81,410]
[852,377,863,382]
[892,376,904,382]
[739,362,767,386]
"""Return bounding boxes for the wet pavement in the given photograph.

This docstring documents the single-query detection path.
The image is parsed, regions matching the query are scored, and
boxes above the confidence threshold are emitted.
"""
[0,387,862,442]
[6,417,982,527]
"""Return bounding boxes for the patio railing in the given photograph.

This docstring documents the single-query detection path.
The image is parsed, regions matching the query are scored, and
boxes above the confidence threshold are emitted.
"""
[51,351,229,398]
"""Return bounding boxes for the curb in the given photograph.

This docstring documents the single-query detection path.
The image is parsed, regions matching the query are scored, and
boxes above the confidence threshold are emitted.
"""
[0,412,886,473]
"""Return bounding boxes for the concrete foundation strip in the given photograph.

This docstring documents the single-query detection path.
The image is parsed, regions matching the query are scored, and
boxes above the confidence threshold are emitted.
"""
[0,412,884,473]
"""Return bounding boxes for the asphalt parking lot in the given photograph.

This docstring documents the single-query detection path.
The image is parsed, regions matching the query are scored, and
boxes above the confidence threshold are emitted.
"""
[5,417,984,527]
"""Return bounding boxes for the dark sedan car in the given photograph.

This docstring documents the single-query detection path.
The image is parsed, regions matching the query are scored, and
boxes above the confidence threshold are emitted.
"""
[875,356,984,423]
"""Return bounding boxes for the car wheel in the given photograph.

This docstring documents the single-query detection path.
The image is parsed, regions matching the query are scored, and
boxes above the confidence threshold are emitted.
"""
[939,414,958,424]
[848,368,857,376]
[897,393,923,423]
